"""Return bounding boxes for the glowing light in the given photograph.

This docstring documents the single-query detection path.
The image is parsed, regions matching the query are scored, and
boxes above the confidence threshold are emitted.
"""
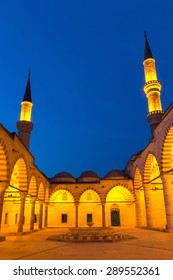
[20,101,32,122]
[143,58,162,113]
[143,58,157,82]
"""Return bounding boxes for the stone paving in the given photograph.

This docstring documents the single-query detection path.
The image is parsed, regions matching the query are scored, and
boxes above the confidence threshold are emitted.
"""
[0,227,173,260]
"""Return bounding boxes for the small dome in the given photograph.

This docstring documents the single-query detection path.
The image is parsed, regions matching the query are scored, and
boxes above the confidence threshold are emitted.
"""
[104,169,127,179]
[78,170,100,183]
[79,170,99,178]
[50,171,76,183]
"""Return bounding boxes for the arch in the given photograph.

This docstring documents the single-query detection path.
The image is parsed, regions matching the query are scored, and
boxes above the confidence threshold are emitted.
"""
[10,157,28,192]
[2,183,21,229]
[105,183,135,202]
[48,189,75,227]
[134,167,142,189]
[134,166,146,227]
[106,185,135,204]
[78,189,102,227]
[28,175,37,197]
[38,183,45,201]
[143,153,166,227]
[45,187,49,202]
[50,189,74,203]
[50,186,75,202]
[2,160,23,230]
[143,153,161,183]
[105,185,135,227]
[0,138,9,184]
[111,203,120,210]
[77,187,102,203]
[162,125,173,172]
[79,189,101,203]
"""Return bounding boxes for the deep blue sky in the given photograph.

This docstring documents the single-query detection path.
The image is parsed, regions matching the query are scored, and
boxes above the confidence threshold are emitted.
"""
[0,0,173,178]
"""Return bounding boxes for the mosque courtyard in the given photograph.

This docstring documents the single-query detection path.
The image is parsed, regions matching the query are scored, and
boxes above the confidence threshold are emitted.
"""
[0,227,173,260]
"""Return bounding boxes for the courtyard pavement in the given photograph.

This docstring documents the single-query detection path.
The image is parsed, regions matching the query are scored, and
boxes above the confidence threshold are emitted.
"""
[0,227,173,260]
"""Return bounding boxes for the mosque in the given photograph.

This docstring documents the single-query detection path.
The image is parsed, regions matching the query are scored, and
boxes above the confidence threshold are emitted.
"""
[0,33,173,234]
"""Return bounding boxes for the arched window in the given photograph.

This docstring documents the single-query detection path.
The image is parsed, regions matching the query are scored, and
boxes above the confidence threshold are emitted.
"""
[87,192,92,200]
[62,192,67,200]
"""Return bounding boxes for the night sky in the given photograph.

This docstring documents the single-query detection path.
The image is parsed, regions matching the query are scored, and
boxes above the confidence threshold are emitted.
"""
[0,0,173,179]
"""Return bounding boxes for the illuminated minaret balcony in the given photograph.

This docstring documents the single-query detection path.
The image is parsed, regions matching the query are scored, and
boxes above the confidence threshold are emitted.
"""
[143,32,164,136]
[16,73,33,149]
[20,101,32,122]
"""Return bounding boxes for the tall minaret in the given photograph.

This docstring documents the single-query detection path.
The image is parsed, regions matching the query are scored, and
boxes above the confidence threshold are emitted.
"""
[143,31,164,136]
[16,73,33,149]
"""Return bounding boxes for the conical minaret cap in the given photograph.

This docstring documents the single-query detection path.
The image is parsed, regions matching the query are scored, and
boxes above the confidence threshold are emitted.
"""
[23,72,32,103]
[144,31,153,60]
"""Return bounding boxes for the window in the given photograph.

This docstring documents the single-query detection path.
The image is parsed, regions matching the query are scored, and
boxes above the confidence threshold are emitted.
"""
[87,214,92,223]
[62,192,67,200]
[87,192,92,200]
[61,214,67,223]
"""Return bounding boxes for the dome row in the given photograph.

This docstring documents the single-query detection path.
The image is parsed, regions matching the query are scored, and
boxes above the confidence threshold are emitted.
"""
[50,169,128,183]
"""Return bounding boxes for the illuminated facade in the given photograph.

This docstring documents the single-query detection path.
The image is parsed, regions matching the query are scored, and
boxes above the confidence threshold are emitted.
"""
[0,33,173,234]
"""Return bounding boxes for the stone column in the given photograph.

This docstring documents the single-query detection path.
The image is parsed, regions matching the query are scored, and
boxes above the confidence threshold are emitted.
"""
[44,202,48,228]
[38,202,43,229]
[30,198,36,231]
[0,182,7,231]
[0,190,5,231]
[143,184,154,228]
[161,174,173,230]
[75,203,79,227]
[135,189,143,227]
[102,202,106,227]
[18,192,26,233]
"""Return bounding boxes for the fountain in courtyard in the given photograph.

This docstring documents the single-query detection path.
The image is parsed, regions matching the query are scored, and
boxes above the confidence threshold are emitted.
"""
[47,224,135,242]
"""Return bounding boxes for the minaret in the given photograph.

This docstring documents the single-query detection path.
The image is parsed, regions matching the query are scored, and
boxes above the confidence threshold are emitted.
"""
[16,73,33,149]
[143,31,164,136]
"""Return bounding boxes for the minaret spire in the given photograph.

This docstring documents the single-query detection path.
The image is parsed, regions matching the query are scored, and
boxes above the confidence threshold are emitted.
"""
[144,31,153,60]
[16,73,33,149]
[143,32,164,136]
[23,71,32,103]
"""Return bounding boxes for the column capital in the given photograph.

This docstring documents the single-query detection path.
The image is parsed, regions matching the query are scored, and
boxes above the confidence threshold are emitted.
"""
[39,200,44,205]
[101,200,106,206]
[20,192,27,199]
[143,182,150,187]
[30,197,37,203]
[143,183,151,191]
